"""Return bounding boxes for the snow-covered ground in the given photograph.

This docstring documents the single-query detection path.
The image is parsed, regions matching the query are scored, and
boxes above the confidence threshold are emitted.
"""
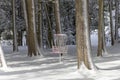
[0,33,120,80]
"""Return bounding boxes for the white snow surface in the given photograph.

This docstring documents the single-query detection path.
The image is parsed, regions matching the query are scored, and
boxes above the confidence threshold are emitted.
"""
[1,33,120,80]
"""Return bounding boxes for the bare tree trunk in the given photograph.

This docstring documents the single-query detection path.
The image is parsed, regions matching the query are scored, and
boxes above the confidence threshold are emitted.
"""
[115,0,119,40]
[109,0,114,45]
[75,0,95,70]
[44,3,53,48]
[0,45,7,68]
[54,0,61,34]
[23,0,42,57]
[102,0,108,55]
[38,0,42,47]
[97,0,104,56]
[12,0,18,52]
[22,0,29,47]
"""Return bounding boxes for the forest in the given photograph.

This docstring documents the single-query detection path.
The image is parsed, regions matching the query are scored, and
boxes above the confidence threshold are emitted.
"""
[0,0,120,80]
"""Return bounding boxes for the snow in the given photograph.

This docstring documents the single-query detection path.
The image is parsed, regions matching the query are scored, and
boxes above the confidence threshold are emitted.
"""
[1,32,120,80]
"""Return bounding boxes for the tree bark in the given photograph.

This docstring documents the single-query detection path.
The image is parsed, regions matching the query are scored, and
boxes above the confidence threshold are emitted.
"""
[54,0,61,34]
[24,0,42,57]
[115,0,119,40]
[22,0,29,46]
[97,0,104,56]
[12,0,18,52]
[0,45,7,68]
[44,3,53,48]
[38,0,42,47]
[75,0,95,70]
[109,0,114,45]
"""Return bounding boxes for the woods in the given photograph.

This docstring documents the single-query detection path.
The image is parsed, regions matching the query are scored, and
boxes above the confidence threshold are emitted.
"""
[1,0,120,79]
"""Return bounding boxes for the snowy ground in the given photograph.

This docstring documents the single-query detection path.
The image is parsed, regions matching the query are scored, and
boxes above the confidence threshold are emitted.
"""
[1,33,120,80]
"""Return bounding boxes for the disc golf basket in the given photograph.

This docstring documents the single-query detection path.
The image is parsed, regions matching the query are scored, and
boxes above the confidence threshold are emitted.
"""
[52,34,68,62]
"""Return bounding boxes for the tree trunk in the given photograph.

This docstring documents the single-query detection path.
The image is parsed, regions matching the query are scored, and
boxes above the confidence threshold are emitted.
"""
[102,0,108,55]
[115,0,119,40]
[0,45,7,68]
[97,0,104,56]
[22,0,29,46]
[45,3,53,48]
[54,0,61,34]
[109,0,114,45]
[75,0,95,70]
[24,0,42,57]
[12,0,18,52]
[38,0,42,47]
